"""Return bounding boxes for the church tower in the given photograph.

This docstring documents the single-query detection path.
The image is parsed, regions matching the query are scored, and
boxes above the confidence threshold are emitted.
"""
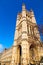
[11,4,41,65]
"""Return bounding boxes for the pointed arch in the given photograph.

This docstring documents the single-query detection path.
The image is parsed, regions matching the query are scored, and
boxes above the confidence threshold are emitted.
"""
[29,43,39,64]
[17,45,22,65]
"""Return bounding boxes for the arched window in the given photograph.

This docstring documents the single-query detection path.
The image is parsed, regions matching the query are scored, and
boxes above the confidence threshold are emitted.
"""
[30,44,35,58]
[19,45,22,56]
[18,45,22,65]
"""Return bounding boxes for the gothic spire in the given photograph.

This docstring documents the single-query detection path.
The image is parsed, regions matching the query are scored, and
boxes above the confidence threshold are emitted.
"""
[22,3,26,11]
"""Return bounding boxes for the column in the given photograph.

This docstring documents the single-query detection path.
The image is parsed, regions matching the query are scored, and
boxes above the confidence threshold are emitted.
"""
[29,25,31,35]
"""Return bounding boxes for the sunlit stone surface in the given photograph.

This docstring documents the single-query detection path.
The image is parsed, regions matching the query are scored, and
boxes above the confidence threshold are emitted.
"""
[0,4,43,65]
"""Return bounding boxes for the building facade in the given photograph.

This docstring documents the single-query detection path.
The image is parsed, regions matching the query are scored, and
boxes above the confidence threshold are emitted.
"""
[0,4,43,65]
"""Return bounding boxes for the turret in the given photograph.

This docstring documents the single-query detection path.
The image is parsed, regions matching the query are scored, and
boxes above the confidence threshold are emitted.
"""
[22,4,26,17]
[30,9,36,23]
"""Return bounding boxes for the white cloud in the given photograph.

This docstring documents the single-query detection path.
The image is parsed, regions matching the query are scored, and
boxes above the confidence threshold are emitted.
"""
[0,44,4,53]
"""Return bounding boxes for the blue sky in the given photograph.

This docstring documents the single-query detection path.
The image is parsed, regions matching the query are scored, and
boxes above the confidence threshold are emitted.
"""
[0,0,43,52]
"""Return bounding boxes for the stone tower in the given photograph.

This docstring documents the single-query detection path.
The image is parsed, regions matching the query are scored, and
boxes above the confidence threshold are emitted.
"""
[11,4,41,65]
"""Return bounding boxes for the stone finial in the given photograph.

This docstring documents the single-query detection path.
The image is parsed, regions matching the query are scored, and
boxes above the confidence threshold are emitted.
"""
[22,3,26,11]
[30,9,33,12]
[17,12,22,20]
[17,13,20,20]
[30,9,34,16]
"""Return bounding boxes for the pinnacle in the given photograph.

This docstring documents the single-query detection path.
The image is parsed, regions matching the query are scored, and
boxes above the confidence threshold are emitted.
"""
[22,3,26,10]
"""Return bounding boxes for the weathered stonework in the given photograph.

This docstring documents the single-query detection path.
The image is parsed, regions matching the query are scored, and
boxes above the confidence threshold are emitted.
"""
[0,4,43,65]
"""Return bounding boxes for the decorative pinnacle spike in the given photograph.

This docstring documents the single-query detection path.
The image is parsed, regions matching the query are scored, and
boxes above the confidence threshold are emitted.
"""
[22,3,26,10]
[30,9,33,12]
[17,14,20,20]
[30,9,34,15]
